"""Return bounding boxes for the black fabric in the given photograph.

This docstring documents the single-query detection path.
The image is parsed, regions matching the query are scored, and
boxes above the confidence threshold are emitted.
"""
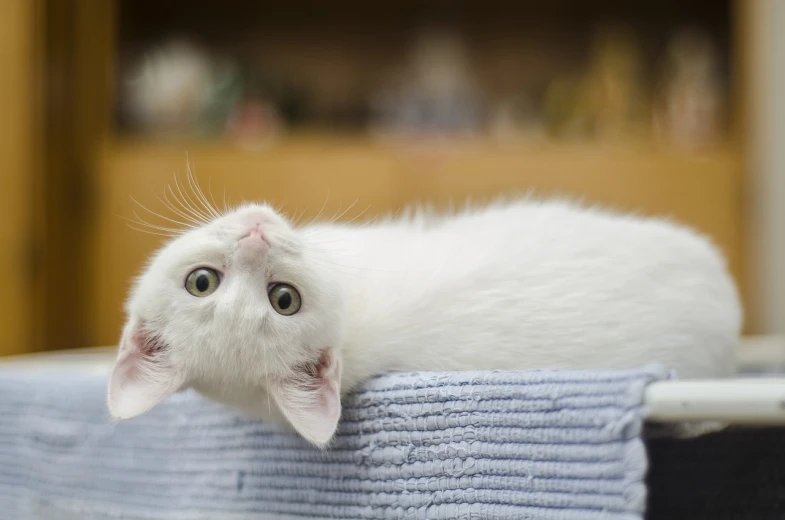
[646,426,785,519]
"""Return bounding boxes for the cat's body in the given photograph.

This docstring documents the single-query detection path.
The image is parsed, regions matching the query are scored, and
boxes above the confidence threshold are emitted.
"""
[108,196,742,446]
[314,201,739,388]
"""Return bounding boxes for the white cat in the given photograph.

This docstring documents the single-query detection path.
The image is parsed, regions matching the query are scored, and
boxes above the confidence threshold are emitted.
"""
[108,195,742,447]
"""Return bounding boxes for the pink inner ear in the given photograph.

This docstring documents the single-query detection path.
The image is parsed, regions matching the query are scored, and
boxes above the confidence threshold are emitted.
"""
[135,329,167,356]
[107,324,185,420]
[270,349,342,448]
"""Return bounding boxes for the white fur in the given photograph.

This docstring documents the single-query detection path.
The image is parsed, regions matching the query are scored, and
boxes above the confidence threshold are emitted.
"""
[108,197,742,446]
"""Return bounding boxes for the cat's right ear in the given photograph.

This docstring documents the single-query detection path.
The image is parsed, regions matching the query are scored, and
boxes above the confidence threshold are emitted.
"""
[107,322,185,420]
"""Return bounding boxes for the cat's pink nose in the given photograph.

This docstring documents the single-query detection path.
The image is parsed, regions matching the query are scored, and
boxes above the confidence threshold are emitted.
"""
[241,223,268,245]
[236,223,270,267]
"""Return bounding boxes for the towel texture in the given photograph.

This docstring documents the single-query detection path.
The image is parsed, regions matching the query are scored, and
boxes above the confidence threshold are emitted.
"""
[0,368,664,519]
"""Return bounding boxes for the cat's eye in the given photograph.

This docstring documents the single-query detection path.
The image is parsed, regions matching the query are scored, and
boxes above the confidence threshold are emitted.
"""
[268,283,301,315]
[185,268,221,297]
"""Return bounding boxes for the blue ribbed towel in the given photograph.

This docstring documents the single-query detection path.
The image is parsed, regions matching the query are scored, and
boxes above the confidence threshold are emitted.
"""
[0,368,665,519]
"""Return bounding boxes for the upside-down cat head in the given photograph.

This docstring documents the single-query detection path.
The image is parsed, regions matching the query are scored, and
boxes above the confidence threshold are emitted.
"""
[107,203,346,447]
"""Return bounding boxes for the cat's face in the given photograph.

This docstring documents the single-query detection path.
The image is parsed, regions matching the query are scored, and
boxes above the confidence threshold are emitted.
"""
[107,203,346,446]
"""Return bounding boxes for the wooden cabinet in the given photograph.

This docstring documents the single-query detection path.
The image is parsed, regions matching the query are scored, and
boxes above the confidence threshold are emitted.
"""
[0,0,37,355]
[2,0,756,351]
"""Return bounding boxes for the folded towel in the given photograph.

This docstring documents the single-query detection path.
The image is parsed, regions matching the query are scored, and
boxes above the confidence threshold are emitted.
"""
[0,368,665,519]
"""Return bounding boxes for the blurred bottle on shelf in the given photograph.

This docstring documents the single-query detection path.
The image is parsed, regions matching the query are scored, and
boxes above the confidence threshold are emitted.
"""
[653,28,724,148]
[370,28,482,141]
[489,90,545,142]
[119,39,244,139]
[223,67,295,149]
[542,75,591,141]
[225,95,281,150]
[581,26,648,142]
[543,26,648,144]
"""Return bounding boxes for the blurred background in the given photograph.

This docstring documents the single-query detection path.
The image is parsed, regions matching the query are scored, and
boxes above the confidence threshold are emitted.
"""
[0,0,782,356]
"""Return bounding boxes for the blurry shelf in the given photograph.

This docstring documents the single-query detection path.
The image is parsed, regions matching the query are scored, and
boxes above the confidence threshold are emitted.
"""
[99,133,742,255]
[100,133,742,227]
[104,134,740,173]
[101,134,741,219]
[87,133,744,345]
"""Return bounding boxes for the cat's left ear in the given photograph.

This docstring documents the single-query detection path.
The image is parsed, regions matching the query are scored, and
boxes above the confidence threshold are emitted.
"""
[269,349,342,447]
[107,321,186,420]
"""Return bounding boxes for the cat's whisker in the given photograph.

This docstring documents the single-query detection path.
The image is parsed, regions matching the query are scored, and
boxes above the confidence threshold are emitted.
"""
[326,199,359,225]
[206,176,224,218]
[358,214,381,227]
[307,189,331,226]
[171,174,211,225]
[341,204,372,226]
[129,195,192,229]
[291,206,308,227]
[272,200,287,215]
[173,171,209,224]
[128,211,187,234]
[124,223,179,238]
[156,189,203,227]
[193,180,222,222]
[162,185,205,227]
[118,212,171,233]
[175,170,211,223]
[166,180,201,224]
[184,157,211,217]
[185,156,222,220]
